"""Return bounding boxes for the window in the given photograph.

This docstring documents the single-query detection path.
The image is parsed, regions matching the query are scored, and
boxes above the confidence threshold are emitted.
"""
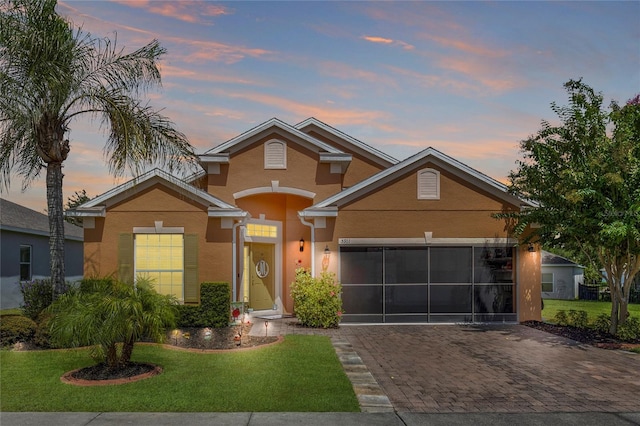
[264,139,286,169]
[542,273,554,292]
[417,168,440,200]
[246,223,278,238]
[135,234,184,299]
[20,245,31,281]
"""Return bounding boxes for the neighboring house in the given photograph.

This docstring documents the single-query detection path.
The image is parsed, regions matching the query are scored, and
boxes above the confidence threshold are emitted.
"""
[69,117,542,323]
[0,198,84,309]
[541,250,585,300]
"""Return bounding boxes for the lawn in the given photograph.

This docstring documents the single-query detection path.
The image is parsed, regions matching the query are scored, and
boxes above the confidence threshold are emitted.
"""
[542,299,640,323]
[0,335,359,412]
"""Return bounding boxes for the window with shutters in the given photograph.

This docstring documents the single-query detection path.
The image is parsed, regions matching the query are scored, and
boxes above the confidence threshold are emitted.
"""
[264,139,286,169]
[417,168,440,200]
[135,234,184,300]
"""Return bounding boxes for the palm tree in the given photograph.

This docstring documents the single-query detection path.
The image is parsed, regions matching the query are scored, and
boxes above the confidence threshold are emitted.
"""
[0,0,196,295]
[48,277,178,369]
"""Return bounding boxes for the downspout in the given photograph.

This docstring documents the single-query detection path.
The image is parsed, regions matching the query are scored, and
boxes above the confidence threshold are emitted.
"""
[298,213,316,277]
[232,215,249,302]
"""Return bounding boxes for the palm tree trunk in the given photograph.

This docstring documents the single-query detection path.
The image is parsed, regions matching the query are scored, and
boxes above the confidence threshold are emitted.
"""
[46,161,66,297]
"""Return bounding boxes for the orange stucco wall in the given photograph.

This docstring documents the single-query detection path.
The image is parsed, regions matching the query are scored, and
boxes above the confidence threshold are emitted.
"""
[83,184,233,294]
[84,125,541,322]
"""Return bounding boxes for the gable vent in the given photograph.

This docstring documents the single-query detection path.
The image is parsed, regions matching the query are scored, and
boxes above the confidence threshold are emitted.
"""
[264,139,286,169]
[417,168,440,200]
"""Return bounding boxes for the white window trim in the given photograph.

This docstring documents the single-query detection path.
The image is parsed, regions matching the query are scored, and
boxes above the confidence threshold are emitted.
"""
[20,244,32,281]
[541,272,554,292]
[417,168,440,200]
[264,139,287,169]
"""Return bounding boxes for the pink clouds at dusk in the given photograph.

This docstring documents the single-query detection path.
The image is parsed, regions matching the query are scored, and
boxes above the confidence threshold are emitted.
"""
[3,1,638,213]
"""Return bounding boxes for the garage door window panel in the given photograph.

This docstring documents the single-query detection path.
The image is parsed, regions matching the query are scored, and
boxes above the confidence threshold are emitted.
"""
[430,247,472,283]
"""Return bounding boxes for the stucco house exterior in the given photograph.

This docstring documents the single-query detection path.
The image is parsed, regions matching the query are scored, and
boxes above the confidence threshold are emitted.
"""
[540,250,585,300]
[0,198,84,309]
[69,118,542,323]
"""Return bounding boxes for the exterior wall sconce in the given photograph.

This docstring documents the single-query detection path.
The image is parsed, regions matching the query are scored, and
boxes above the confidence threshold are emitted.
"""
[299,238,304,252]
[527,243,535,253]
[324,245,331,255]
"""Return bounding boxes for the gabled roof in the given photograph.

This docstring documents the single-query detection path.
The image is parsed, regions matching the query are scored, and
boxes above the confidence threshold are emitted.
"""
[304,147,531,214]
[0,198,83,240]
[541,250,584,267]
[70,168,247,219]
[295,117,398,167]
[203,117,345,156]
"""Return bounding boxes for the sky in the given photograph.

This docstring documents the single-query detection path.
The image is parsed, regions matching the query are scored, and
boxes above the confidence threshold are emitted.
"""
[3,0,640,213]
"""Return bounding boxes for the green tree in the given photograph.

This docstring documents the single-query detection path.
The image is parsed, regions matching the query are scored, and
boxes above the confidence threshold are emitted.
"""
[48,277,177,369]
[500,80,640,334]
[64,189,90,226]
[0,0,196,296]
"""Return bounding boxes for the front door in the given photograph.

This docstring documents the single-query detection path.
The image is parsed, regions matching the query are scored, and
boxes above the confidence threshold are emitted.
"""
[246,242,275,310]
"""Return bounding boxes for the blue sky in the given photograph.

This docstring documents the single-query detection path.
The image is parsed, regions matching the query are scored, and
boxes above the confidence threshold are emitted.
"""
[4,0,639,212]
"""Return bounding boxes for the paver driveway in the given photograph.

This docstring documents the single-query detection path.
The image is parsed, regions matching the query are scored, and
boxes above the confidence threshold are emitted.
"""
[343,324,640,413]
[263,321,640,413]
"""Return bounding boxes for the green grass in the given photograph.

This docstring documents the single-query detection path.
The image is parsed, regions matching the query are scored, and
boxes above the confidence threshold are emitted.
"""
[0,308,22,316]
[0,335,359,412]
[542,299,640,323]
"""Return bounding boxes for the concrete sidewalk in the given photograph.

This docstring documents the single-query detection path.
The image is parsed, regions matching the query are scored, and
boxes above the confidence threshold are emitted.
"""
[2,411,640,425]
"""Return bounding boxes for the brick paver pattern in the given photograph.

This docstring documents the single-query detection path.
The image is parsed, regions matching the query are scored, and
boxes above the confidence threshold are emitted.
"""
[256,319,640,413]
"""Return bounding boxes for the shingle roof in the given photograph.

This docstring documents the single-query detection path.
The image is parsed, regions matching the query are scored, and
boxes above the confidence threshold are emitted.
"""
[541,250,583,267]
[0,198,83,240]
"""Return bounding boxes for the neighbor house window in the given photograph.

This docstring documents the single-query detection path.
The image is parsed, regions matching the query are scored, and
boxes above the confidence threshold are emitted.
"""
[417,168,440,200]
[264,139,286,169]
[135,234,184,299]
[20,245,31,281]
[542,273,554,292]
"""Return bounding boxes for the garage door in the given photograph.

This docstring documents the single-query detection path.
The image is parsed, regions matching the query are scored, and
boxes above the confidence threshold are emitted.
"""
[339,245,516,323]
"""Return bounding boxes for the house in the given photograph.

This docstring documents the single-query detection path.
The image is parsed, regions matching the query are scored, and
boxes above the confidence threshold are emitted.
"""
[541,250,585,300]
[0,198,84,309]
[69,118,541,323]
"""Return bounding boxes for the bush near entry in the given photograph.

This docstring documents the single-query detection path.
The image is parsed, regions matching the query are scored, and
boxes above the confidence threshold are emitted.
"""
[291,268,343,328]
[175,282,232,328]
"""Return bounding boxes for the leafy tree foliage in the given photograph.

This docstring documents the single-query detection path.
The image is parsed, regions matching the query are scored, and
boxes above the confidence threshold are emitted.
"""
[64,189,90,226]
[0,0,196,296]
[48,277,177,370]
[500,80,640,334]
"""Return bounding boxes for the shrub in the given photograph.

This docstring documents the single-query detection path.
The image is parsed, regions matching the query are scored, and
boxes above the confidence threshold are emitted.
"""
[0,315,36,346]
[591,313,612,334]
[19,279,70,320]
[554,310,568,326]
[291,268,343,328]
[48,277,178,369]
[200,282,231,328]
[567,310,588,329]
[175,304,206,327]
[616,317,640,342]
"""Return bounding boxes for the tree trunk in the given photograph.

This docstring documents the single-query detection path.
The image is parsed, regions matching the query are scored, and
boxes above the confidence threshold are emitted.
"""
[121,337,135,366]
[46,161,66,297]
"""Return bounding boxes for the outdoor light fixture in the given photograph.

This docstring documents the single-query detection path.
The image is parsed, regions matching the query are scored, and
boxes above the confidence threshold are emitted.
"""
[324,245,331,255]
[527,243,535,253]
[299,238,305,252]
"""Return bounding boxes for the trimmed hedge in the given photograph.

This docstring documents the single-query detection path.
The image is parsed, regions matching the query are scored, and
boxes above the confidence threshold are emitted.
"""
[175,282,231,328]
[0,315,37,346]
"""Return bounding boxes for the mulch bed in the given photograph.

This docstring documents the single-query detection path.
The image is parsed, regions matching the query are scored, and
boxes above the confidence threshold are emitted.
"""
[522,320,640,350]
